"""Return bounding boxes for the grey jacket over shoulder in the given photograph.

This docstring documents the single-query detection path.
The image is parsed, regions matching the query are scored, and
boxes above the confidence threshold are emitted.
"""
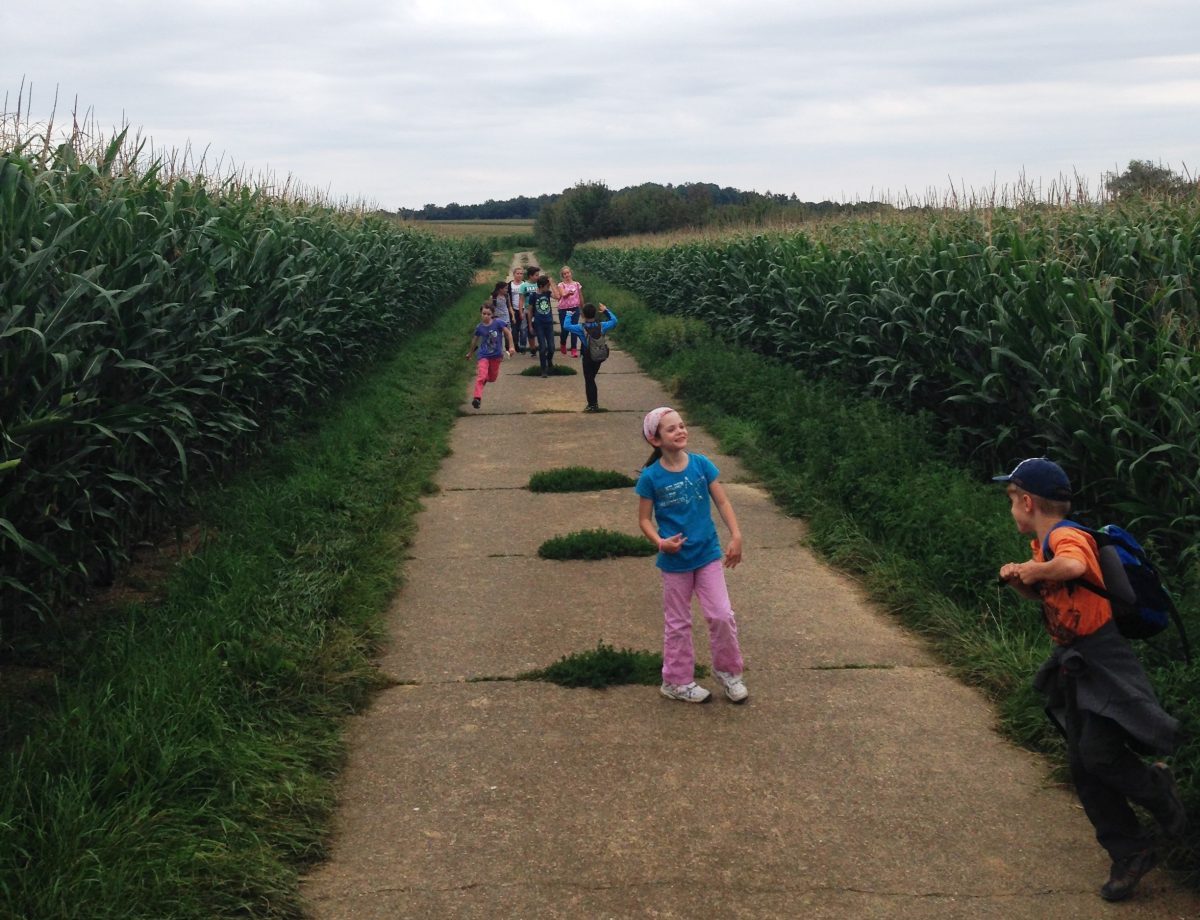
[1033,620,1181,756]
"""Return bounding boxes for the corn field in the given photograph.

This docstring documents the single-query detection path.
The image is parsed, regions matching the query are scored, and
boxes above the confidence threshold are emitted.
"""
[1,129,487,637]
[574,202,1200,573]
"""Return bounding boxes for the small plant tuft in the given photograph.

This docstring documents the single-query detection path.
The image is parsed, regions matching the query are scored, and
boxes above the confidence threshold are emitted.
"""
[519,364,577,376]
[529,467,637,493]
[520,641,707,689]
[538,528,656,560]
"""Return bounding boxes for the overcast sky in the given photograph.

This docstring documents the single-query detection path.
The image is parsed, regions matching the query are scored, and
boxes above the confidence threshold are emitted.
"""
[5,0,1199,210]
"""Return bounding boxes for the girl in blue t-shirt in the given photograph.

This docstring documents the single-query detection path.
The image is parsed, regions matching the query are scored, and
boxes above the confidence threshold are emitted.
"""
[635,407,748,704]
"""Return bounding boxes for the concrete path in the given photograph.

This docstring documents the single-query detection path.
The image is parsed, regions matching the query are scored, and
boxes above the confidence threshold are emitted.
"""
[301,317,1199,916]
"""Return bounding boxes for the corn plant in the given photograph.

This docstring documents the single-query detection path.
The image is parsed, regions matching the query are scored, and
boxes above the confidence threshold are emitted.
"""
[0,130,486,640]
[575,200,1200,572]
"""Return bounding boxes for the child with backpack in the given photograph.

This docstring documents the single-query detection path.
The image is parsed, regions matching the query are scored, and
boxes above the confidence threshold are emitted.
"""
[520,266,551,360]
[562,302,618,412]
[465,301,514,409]
[556,265,583,357]
[995,457,1186,903]
[637,407,748,705]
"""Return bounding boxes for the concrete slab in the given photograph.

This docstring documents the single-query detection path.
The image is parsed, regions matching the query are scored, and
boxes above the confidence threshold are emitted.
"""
[438,412,749,490]
[302,676,1199,919]
[380,547,933,682]
[406,483,805,561]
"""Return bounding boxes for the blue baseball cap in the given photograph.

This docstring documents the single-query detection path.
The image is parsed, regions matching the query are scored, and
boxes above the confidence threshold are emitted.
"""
[992,458,1072,501]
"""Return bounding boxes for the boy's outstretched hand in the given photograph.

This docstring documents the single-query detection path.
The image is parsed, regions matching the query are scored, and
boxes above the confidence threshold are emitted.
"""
[999,562,1042,599]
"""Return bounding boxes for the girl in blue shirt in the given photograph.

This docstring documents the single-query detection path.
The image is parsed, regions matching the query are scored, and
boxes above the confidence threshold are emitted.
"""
[636,407,748,704]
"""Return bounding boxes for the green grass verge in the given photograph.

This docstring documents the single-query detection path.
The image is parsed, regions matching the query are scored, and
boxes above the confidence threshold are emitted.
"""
[517,642,708,689]
[528,467,637,493]
[518,363,577,376]
[538,528,657,560]
[582,270,1200,882]
[0,261,505,918]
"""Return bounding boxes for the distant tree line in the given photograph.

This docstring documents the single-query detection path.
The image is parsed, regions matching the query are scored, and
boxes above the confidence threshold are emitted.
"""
[393,161,1196,257]
[534,181,892,257]
[392,181,891,254]
[396,194,558,221]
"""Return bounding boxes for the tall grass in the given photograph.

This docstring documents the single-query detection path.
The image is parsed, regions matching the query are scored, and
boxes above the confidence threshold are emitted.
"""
[0,270,493,919]
[574,201,1200,576]
[0,123,488,642]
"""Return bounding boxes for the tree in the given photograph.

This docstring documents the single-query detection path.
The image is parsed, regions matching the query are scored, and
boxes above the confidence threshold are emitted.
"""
[535,181,615,257]
[1104,160,1193,201]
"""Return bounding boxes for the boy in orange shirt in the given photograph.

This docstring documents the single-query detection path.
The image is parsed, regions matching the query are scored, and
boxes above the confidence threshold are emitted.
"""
[996,458,1186,902]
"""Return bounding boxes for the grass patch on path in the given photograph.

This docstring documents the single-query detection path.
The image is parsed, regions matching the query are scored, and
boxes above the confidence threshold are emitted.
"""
[538,528,656,560]
[518,642,709,689]
[519,363,577,376]
[0,265,503,919]
[529,467,637,493]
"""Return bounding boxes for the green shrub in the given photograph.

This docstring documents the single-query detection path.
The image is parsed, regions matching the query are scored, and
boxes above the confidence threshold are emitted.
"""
[538,529,656,560]
[529,467,636,493]
[642,314,712,359]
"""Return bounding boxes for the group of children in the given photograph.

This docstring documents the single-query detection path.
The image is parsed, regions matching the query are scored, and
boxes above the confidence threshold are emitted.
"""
[467,264,618,410]
[470,267,1187,904]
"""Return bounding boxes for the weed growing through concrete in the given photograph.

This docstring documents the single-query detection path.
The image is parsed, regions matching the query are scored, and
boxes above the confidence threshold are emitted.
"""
[518,642,709,689]
[519,364,577,376]
[538,528,656,560]
[528,467,637,493]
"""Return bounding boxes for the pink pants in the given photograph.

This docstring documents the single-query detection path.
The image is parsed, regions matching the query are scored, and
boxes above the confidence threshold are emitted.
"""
[661,560,744,685]
[473,357,501,398]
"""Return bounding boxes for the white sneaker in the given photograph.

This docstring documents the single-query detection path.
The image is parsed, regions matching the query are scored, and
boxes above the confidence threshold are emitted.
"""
[713,669,749,703]
[660,681,711,703]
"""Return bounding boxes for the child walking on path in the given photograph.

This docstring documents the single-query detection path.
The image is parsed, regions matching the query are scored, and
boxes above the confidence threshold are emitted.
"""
[636,407,748,704]
[562,302,617,412]
[520,266,551,360]
[556,266,583,356]
[529,276,557,377]
[996,458,1186,903]
[508,267,528,353]
[465,302,514,409]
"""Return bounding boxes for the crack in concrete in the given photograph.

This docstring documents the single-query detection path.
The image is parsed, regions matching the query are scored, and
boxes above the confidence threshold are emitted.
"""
[354,879,1087,901]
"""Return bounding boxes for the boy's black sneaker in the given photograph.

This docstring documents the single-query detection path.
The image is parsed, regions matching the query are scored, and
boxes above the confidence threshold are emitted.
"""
[471,397,481,409]
[1100,847,1157,902]
[1152,762,1188,839]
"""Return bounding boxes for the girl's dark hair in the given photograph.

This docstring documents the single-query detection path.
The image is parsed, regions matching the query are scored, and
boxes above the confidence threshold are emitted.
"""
[582,302,597,319]
[491,282,508,297]
[537,276,550,288]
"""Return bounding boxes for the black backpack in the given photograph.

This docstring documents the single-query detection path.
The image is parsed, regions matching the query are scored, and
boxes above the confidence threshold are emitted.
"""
[584,322,609,363]
[1042,521,1191,661]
